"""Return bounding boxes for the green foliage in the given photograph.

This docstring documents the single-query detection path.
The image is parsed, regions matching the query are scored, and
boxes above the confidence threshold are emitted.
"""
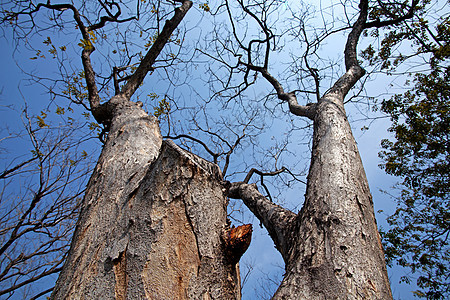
[376,2,450,298]
[199,3,211,12]
[78,38,93,51]
[364,1,449,72]
[56,106,65,115]
[153,97,170,120]
[78,31,97,51]
[88,121,101,131]
[144,33,159,50]
[62,71,89,103]
[28,36,66,60]
[37,111,49,128]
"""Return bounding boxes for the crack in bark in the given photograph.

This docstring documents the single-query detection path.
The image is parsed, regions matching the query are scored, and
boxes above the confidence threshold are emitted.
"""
[181,194,203,263]
[113,249,128,300]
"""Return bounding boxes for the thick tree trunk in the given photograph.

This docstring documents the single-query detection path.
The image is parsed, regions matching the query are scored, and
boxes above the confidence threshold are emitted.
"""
[272,95,392,299]
[51,98,243,299]
[229,95,392,299]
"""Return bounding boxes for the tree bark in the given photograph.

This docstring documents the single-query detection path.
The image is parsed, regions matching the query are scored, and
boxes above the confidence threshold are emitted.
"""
[230,94,392,299]
[228,1,393,298]
[51,98,244,299]
[273,95,392,299]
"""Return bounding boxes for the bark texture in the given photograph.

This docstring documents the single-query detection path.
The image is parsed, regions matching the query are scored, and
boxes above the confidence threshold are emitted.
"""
[273,96,391,299]
[51,99,242,299]
[230,96,392,299]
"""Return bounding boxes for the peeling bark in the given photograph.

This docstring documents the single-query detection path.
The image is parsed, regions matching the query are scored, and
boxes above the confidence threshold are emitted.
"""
[51,101,243,299]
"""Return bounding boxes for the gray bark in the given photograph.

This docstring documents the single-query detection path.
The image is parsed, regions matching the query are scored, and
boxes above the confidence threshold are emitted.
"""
[275,95,391,299]
[34,0,247,298]
[51,98,243,299]
[230,94,392,299]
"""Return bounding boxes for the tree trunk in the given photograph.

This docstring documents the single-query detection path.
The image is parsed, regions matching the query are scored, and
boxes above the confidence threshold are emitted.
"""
[51,98,245,299]
[230,94,392,299]
[227,1,393,297]
[275,95,392,299]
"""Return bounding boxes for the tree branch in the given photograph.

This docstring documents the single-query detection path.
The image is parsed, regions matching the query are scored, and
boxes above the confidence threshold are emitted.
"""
[87,1,136,32]
[0,265,62,296]
[325,0,369,100]
[228,182,297,260]
[243,167,286,184]
[29,287,54,300]
[242,62,317,119]
[17,2,102,117]
[0,157,37,179]
[364,0,419,29]
[120,0,193,99]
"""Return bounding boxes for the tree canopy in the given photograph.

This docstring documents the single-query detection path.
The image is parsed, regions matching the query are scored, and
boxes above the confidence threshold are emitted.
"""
[374,3,449,297]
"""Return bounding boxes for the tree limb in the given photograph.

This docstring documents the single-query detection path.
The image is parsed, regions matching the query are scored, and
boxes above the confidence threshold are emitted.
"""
[243,167,286,184]
[364,0,419,29]
[0,157,37,179]
[120,0,193,99]
[87,1,137,32]
[0,265,62,296]
[11,2,102,117]
[325,0,369,100]
[241,62,317,119]
[228,182,297,260]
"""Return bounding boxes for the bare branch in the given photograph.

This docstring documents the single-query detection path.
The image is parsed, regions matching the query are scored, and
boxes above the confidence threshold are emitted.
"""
[0,265,63,297]
[120,0,193,99]
[325,0,369,100]
[29,287,54,300]
[241,62,317,119]
[87,1,137,32]
[0,157,37,179]
[243,167,286,184]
